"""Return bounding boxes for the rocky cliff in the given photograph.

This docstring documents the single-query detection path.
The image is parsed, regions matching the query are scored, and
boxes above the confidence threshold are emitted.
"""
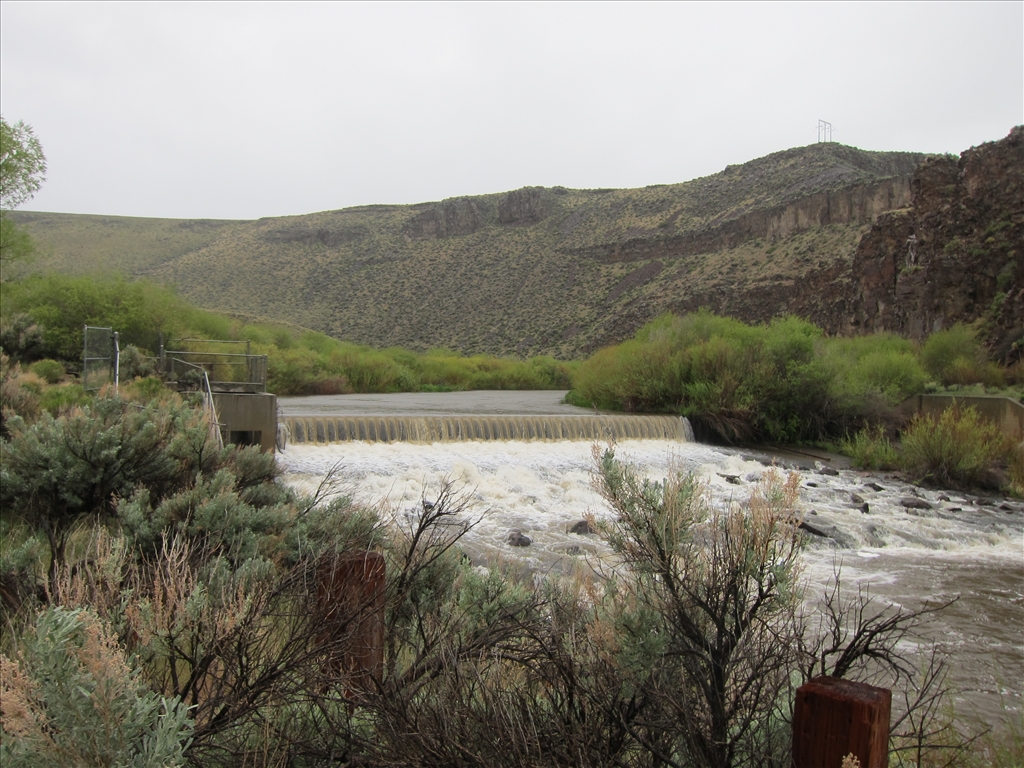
[843,126,1023,360]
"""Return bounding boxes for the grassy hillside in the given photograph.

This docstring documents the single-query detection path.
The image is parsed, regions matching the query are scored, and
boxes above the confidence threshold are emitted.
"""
[12,142,925,358]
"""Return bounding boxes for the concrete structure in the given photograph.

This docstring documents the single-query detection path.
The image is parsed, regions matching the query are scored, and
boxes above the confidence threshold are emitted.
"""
[905,394,1024,443]
[213,392,277,452]
[160,339,277,453]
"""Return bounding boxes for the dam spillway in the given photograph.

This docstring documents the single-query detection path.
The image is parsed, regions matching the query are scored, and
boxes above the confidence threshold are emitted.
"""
[282,413,693,444]
[275,391,693,445]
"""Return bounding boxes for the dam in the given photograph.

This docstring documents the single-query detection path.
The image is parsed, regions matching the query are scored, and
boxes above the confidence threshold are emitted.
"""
[278,390,694,444]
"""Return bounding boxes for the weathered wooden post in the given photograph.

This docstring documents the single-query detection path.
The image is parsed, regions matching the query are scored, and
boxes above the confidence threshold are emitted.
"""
[793,676,891,768]
[315,551,386,697]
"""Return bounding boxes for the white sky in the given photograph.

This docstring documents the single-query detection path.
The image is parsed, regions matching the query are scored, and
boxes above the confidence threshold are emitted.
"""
[2,1,1021,221]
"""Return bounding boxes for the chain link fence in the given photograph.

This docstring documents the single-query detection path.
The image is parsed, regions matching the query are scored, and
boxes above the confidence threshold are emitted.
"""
[82,325,118,392]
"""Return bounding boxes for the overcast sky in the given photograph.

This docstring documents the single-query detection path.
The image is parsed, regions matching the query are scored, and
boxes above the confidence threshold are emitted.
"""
[2,2,1021,221]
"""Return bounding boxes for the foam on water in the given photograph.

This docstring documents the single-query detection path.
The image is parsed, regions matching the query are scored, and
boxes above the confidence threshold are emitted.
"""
[279,437,1024,723]
[281,438,1023,563]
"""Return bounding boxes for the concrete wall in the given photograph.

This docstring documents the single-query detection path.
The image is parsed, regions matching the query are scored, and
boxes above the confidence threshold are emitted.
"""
[908,394,1024,443]
[213,392,277,452]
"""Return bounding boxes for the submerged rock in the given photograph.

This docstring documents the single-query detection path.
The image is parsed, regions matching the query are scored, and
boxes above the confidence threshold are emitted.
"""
[568,519,595,535]
[798,521,830,538]
[900,497,933,510]
[507,530,532,547]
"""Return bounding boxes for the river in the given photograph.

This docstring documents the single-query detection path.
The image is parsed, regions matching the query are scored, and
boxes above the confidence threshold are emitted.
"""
[276,391,1024,728]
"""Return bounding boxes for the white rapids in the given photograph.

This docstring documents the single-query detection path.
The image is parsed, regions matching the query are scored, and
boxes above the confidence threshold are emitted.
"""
[276,394,1023,728]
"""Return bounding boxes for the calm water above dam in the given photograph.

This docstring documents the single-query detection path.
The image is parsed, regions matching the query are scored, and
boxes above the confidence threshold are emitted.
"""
[277,391,1024,727]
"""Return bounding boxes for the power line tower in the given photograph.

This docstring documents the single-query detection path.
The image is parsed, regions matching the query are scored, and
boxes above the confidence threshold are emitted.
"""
[817,120,833,143]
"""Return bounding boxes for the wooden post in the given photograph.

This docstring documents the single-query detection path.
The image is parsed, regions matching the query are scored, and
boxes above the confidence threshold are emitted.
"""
[315,551,386,697]
[793,676,891,768]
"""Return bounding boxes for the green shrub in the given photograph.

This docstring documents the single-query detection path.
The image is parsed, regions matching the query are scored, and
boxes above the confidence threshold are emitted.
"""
[0,606,193,767]
[28,358,63,384]
[117,345,157,381]
[921,325,982,384]
[0,394,210,588]
[569,344,631,410]
[900,405,1010,487]
[1010,444,1024,497]
[1,353,40,435]
[121,376,166,402]
[38,383,89,416]
[0,313,45,364]
[569,312,933,444]
[267,346,324,395]
[843,425,900,470]
[1,275,189,361]
[856,349,928,404]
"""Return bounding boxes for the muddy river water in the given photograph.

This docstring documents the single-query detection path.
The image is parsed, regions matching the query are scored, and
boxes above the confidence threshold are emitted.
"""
[277,391,1024,728]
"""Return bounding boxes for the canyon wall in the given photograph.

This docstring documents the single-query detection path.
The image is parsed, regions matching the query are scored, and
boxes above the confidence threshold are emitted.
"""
[844,127,1023,359]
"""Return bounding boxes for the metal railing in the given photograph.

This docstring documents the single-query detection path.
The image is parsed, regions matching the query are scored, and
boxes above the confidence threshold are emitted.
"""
[169,357,225,449]
[160,338,267,393]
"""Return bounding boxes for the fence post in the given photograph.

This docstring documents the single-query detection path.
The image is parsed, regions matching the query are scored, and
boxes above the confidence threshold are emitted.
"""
[793,676,891,768]
[315,551,386,699]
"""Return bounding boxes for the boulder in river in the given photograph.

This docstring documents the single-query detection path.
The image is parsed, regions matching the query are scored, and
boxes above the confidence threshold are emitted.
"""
[507,530,532,547]
[568,519,595,535]
[900,497,933,510]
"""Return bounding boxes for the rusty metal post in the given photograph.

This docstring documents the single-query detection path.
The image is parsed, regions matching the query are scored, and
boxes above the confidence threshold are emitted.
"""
[315,551,386,697]
[793,676,891,768]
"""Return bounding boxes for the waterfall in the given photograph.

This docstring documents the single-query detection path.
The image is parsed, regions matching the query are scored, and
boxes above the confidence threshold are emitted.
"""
[282,413,694,444]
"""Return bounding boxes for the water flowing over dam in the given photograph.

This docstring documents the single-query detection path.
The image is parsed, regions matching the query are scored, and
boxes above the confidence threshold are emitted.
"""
[283,413,693,444]
[276,391,1024,727]
[278,390,693,444]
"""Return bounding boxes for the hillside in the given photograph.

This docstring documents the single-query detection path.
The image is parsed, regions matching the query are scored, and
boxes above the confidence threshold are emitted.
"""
[9,141,941,358]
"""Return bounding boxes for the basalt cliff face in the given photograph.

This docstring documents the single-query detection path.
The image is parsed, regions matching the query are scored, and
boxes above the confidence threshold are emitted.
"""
[841,127,1023,359]
[12,132,1020,358]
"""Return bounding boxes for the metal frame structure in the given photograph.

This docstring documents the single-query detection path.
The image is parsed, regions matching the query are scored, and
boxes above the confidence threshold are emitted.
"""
[160,337,268,394]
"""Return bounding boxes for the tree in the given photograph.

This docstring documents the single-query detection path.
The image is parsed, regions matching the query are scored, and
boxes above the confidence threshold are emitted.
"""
[0,117,46,211]
[0,117,47,278]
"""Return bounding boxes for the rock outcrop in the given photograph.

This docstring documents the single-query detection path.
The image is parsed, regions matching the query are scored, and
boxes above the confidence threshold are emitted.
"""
[572,178,912,263]
[846,126,1023,359]
[498,187,550,226]
[403,197,491,240]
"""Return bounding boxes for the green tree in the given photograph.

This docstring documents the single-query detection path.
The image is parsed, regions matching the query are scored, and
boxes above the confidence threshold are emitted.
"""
[0,118,47,210]
[0,117,47,278]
